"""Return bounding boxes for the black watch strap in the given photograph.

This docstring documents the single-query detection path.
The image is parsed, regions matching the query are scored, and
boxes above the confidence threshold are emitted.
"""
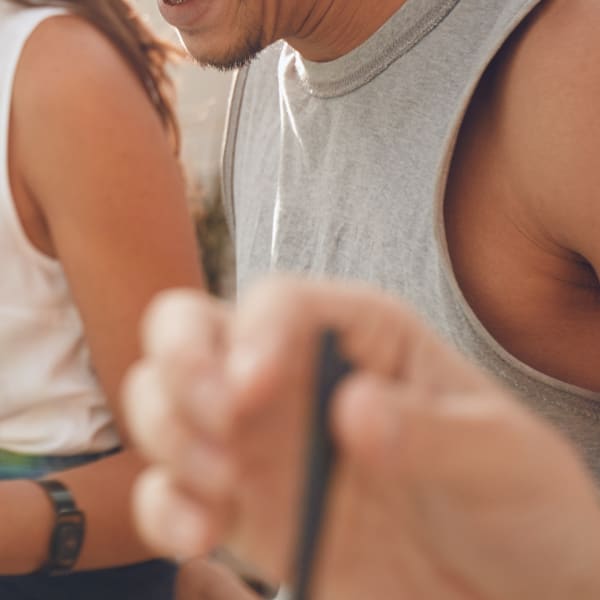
[34,479,86,576]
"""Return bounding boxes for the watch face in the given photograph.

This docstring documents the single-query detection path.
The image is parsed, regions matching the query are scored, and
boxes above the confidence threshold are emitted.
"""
[51,511,85,569]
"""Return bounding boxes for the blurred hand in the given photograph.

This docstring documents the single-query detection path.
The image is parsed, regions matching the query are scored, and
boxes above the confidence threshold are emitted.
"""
[125,277,600,600]
[176,557,259,600]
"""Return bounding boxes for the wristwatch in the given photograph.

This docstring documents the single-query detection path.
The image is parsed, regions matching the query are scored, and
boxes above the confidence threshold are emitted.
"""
[34,479,86,575]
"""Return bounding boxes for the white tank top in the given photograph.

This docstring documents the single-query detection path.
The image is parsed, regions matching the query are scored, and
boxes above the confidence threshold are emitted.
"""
[0,2,120,455]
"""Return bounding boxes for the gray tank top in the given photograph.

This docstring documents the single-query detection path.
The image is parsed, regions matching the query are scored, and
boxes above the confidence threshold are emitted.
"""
[222,0,600,480]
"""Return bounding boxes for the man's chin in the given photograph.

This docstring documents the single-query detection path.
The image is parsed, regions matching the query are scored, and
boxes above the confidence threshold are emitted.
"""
[180,35,264,71]
[196,52,261,71]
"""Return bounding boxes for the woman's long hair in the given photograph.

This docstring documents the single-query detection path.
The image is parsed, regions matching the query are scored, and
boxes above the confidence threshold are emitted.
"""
[11,0,181,153]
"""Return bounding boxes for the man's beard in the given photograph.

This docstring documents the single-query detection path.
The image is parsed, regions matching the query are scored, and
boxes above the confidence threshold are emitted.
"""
[197,39,263,71]
[185,19,265,71]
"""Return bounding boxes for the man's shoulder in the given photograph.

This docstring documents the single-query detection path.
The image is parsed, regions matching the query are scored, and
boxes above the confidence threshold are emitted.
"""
[519,0,600,86]
[500,0,600,121]
[496,0,600,255]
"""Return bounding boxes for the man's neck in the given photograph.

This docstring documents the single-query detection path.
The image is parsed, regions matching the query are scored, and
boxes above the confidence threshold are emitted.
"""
[281,0,407,62]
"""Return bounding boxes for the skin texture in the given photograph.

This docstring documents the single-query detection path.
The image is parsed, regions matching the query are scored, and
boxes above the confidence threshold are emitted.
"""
[159,0,407,67]
[132,0,600,596]
[445,0,600,390]
[1,15,204,573]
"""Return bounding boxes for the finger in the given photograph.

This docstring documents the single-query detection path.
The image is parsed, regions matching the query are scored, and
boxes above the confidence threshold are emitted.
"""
[133,466,230,559]
[129,288,235,436]
[332,373,433,473]
[332,372,531,488]
[226,277,483,419]
[332,371,494,485]
[230,277,421,375]
[142,288,227,362]
[141,289,235,434]
[123,362,234,499]
[123,360,171,454]
[125,358,233,440]
[176,559,260,600]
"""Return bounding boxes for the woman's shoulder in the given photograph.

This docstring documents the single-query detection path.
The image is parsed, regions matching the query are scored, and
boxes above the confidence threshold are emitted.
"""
[11,8,176,213]
[12,9,163,148]
[16,12,139,102]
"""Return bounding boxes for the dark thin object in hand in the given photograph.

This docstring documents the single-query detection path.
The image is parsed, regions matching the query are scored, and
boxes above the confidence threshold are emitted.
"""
[210,547,279,599]
[292,330,354,600]
[243,576,280,599]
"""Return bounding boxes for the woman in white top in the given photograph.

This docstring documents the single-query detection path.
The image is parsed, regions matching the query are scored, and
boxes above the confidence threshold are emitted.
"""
[0,0,205,597]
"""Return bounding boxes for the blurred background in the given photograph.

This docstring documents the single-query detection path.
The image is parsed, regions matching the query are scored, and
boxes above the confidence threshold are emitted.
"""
[132,0,232,203]
[131,0,235,295]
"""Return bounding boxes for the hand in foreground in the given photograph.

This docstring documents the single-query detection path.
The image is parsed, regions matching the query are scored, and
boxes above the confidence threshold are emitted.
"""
[176,557,259,600]
[124,277,600,600]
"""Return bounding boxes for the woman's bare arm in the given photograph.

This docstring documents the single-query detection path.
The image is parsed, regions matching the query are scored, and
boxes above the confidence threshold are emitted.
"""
[0,14,205,573]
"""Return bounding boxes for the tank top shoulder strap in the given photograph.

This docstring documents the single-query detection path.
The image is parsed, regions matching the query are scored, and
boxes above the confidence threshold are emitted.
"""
[0,4,66,268]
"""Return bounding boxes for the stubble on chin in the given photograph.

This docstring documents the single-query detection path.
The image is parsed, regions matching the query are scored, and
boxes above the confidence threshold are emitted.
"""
[181,5,266,71]
[196,36,264,71]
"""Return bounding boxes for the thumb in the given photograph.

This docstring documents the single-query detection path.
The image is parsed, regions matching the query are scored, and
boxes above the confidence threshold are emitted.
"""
[176,558,261,600]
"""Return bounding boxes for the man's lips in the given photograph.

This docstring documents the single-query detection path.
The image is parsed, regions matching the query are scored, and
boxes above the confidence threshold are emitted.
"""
[158,0,216,31]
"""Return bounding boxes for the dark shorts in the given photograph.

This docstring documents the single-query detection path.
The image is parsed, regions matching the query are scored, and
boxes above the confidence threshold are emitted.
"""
[0,560,177,600]
[0,448,177,600]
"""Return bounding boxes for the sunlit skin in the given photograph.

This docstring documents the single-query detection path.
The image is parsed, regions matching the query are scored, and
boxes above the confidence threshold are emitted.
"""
[3,14,205,574]
[158,0,407,68]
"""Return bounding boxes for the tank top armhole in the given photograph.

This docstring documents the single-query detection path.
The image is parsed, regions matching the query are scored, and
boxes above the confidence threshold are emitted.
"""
[0,8,66,271]
[432,0,599,402]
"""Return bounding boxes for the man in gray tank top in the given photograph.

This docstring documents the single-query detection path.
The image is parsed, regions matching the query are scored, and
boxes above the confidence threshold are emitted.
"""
[127,0,600,598]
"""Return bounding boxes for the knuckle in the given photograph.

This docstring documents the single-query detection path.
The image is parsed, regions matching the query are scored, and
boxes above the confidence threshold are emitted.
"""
[121,360,147,410]
[132,469,174,550]
[121,364,161,440]
[143,290,217,358]
[243,276,307,321]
